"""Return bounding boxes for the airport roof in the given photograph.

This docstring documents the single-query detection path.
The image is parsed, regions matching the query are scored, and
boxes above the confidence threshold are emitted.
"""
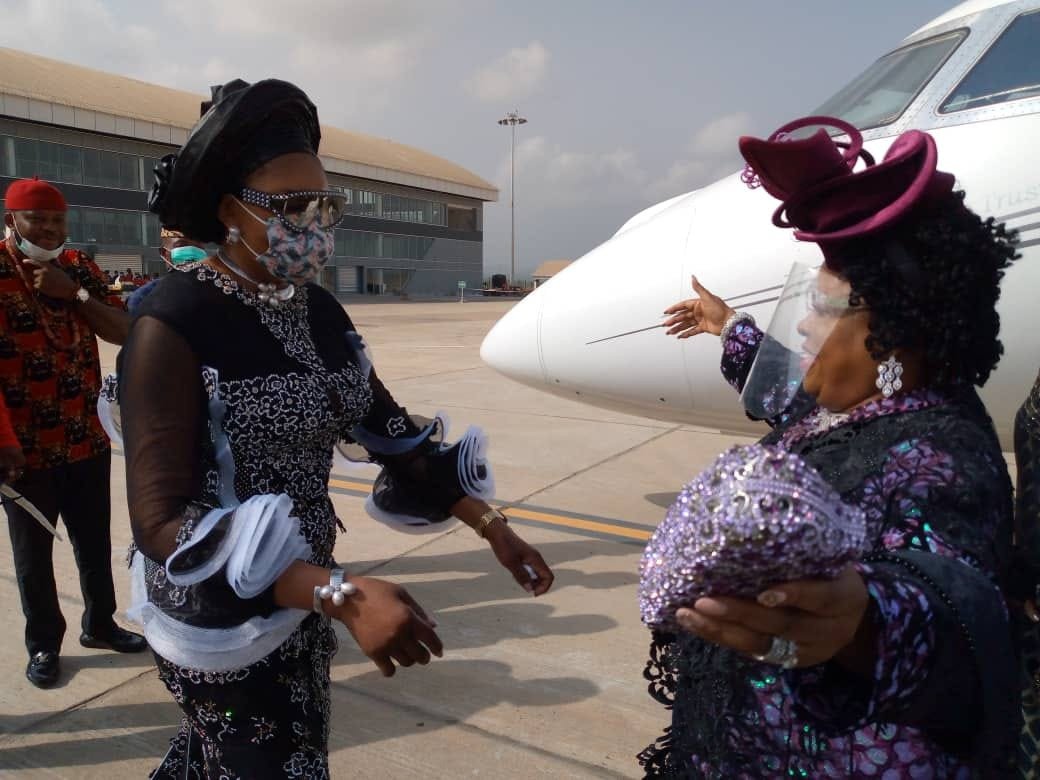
[532,260,573,279]
[0,47,498,202]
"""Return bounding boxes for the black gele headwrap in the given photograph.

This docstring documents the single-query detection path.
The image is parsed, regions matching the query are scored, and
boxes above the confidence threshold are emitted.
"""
[149,79,321,244]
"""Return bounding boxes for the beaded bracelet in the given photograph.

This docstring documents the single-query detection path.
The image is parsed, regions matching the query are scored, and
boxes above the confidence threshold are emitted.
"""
[312,568,357,614]
[719,311,754,344]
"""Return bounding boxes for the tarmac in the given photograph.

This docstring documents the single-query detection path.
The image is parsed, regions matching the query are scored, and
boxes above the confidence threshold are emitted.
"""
[0,297,785,778]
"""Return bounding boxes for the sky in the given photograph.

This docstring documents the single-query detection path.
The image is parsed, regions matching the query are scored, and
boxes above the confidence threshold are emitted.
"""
[0,0,958,279]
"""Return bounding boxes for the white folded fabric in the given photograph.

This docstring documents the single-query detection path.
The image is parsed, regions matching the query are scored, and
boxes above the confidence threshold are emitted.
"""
[127,552,308,672]
[166,493,312,600]
[456,425,495,501]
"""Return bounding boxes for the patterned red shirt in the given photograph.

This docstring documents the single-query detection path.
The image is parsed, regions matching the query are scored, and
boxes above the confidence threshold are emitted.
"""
[0,243,125,470]
[0,391,17,449]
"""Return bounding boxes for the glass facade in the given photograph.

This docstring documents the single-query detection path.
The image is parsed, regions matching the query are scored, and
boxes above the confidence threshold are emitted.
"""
[0,202,158,250]
[65,206,158,247]
[2,134,152,190]
[1,133,481,237]
[335,229,435,261]
[0,122,485,296]
[332,185,449,227]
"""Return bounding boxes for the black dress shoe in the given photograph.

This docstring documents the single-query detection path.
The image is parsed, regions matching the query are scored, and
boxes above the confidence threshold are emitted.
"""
[26,651,60,688]
[79,626,147,653]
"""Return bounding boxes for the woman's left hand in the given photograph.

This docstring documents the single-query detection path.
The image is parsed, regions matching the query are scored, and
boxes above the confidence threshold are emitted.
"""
[484,521,555,596]
[675,565,874,669]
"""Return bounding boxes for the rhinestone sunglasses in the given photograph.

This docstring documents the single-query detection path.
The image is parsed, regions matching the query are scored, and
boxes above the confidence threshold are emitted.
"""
[238,187,346,232]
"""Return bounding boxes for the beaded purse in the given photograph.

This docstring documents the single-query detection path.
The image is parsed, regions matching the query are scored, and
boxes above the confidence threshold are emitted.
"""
[639,444,869,631]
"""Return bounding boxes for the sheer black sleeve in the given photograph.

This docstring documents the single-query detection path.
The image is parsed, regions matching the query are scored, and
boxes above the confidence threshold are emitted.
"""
[358,369,468,513]
[118,314,208,562]
[720,320,815,430]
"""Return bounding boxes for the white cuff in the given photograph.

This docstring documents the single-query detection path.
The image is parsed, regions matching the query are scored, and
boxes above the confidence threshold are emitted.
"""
[165,493,311,599]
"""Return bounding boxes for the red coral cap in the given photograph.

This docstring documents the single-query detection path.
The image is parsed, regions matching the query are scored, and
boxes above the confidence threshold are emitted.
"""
[4,176,67,212]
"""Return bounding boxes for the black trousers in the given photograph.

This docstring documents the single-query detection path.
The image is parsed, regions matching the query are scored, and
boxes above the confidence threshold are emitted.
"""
[4,450,118,655]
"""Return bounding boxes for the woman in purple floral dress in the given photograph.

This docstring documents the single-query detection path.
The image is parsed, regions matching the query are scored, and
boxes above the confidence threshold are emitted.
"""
[640,117,1021,778]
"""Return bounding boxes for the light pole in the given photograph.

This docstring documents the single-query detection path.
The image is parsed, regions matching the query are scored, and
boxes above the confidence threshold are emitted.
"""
[498,110,527,287]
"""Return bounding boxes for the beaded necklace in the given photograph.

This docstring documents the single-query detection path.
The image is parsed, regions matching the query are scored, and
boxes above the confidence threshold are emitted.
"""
[29,294,84,353]
[4,249,85,353]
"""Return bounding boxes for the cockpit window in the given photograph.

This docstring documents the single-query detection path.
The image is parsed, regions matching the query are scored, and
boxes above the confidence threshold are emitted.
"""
[813,32,965,130]
[940,10,1040,113]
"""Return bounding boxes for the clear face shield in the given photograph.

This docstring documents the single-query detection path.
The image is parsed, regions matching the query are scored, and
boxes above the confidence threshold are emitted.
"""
[740,262,854,419]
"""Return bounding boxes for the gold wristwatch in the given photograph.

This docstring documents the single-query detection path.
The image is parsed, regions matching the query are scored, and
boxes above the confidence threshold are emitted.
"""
[476,508,507,538]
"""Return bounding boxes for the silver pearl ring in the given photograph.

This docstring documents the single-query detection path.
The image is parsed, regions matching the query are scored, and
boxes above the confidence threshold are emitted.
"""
[754,636,799,669]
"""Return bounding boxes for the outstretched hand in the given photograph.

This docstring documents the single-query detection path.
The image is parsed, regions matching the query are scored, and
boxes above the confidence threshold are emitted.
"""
[662,275,735,338]
[484,521,555,596]
[450,497,555,597]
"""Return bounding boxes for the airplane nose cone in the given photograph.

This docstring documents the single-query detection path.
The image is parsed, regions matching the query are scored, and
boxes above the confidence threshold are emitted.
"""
[479,292,545,386]
[479,174,795,424]
[481,192,699,415]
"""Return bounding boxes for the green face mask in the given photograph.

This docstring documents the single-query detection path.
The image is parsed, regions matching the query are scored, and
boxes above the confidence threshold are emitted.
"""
[169,246,208,265]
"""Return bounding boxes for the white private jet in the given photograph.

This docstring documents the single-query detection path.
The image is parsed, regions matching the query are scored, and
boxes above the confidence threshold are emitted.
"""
[480,0,1040,447]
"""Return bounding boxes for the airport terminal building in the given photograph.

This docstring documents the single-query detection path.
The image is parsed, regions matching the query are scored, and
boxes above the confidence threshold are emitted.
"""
[0,48,497,298]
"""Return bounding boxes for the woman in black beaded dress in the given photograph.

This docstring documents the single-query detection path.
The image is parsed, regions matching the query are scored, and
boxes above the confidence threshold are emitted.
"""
[114,78,554,779]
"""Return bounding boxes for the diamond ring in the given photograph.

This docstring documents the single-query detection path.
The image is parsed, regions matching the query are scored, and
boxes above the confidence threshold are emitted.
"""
[754,636,799,669]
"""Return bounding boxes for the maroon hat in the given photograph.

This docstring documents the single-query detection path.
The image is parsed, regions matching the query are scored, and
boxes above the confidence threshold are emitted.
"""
[4,176,68,212]
[738,116,955,267]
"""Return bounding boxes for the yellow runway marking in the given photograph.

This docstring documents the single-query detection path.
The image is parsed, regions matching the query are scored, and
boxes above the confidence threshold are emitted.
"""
[329,477,377,493]
[499,507,651,541]
[328,478,651,543]
[117,451,649,542]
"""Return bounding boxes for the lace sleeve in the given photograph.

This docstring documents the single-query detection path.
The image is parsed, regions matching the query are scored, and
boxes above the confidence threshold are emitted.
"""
[357,369,477,512]
[721,321,815,429]
[120,314,311,671]
[786,434,1018,768]
[119,315,208,562]
[785,562,938,730]
[720,319,763,392]
[337,328,493,528]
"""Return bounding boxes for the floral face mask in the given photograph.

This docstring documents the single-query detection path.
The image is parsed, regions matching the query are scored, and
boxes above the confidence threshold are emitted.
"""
[234,197,334,286]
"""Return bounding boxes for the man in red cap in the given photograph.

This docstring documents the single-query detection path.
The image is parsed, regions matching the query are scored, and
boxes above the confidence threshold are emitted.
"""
[1,176,145,689]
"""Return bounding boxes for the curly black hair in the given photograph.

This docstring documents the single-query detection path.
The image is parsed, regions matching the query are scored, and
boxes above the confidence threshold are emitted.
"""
[838,190,1019,387]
